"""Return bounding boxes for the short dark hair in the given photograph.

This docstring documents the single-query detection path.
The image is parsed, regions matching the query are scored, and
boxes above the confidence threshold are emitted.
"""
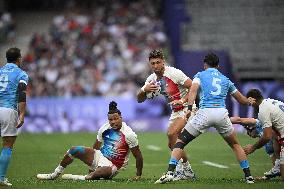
[108,101,121,115]
[6,47,21,63]
[149,49,164,61]
[204,53,219,67]
[246,89,263,100]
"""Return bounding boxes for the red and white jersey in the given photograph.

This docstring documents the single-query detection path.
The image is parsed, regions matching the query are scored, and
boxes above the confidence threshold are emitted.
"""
[97,122,138,169]
[258,98,284,138]
[145,66,189,112]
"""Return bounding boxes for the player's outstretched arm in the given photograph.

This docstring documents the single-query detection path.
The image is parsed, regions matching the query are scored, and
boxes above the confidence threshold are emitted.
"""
[130,145,143,179]
[187,82,199,106]
[93,139,102,150]
[244,127,273,155]
[231,91,255,105]
[230,117,256,125]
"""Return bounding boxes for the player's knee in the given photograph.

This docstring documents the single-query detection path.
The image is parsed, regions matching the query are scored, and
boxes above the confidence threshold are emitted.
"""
[167,130,177,138]
[68,146,85,157]
[168,142,173,150]
[177,129,195,145]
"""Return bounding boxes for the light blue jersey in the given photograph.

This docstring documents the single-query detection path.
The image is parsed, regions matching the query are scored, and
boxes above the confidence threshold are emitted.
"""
[0,63,29,111]
[193,68,237,109]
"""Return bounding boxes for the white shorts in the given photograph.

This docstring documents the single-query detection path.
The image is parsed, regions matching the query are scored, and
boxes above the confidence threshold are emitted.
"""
[89,150,118,178]
[0,107,18,137]
[169,107,188,122]
[184,108,234,137]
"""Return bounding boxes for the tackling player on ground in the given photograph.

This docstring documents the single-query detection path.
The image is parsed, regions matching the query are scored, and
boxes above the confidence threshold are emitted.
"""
[37,101,143,181]
[0,48,28,186]
[244,89,284,180]
[155,52,255,184]
[137,49,195,180]
[230,116,281,179]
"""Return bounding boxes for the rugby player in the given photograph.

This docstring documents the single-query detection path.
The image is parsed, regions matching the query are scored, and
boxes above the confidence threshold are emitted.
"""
[137,49,195,180]
[0,48,28,186]
[37,101,143,181]
[155,52,255,184]
[244,89,284,180]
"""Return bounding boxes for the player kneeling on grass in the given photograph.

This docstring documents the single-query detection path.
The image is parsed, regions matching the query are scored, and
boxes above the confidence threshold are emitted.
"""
[37,101,143,181]
[244,89,284,181]
[230,116,281,179]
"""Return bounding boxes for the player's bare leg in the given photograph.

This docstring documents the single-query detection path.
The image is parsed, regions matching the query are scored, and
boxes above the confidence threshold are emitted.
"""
[167,118,188,162]
[155,129,196,184]
[223,131,254,183]
[167,118,195,180]
[37,146,94,180]
[0,136,16,186]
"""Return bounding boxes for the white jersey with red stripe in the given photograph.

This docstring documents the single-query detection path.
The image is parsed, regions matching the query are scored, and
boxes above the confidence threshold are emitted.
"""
[145,66,189,112]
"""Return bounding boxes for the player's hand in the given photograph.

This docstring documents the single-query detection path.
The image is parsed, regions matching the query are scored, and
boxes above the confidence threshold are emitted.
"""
[243,144,255,155]
[170,99,184,106]
[246,128,257,138]
[16,117,24,128]
[247,97,256,106]
[144,82,159,93]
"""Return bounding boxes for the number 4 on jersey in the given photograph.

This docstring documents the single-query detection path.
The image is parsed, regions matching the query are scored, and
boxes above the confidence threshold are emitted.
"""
[272,100,284,112]
[0,74,8,92]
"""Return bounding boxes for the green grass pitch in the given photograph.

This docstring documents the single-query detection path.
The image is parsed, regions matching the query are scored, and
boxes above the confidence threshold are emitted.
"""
[5,132,284,189]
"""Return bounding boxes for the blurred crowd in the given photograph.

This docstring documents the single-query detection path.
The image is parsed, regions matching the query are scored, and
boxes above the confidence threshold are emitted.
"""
[22,1,169,97]
[0,12,15,42]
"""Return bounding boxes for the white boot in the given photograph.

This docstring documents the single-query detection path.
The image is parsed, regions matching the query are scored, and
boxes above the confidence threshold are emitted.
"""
[263,159,281,179]
[155,171,174,184]
[37,165,65,180]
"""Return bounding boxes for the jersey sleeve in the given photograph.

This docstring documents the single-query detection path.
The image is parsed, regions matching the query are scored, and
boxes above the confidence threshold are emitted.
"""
[192,72,201,84]
[258,108,272,129]
[144,74,154,85]
[172,68,189,85]
[228,80,237,94]
[97,124,108,142]
[126,131,139,148]
[18,71,29,85]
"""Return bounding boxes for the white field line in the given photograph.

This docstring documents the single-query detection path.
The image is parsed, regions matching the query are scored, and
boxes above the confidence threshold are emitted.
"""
[202,161,229,169]
[146,145,162,151]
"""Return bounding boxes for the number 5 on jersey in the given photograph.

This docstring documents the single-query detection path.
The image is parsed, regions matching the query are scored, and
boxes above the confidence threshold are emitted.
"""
[211,77,221,96]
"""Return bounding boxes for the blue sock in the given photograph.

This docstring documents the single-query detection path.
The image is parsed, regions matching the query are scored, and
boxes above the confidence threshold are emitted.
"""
[168,157,179,172]
[0,148,12,181]
[239,160,249,169]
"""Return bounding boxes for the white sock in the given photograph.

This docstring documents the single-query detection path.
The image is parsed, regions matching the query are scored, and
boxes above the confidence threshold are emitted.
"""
[274,159,280,168]
[69,175,86,180]
[54,165,65,175]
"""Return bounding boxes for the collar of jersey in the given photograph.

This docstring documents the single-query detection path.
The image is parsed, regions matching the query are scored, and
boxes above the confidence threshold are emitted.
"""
[6,63,18,68]
[207,68,218,71]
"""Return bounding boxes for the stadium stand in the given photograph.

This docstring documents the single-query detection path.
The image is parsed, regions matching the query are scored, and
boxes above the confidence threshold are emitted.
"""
[183,0,284,81]
[0,12,15,42]
[21,0,168,97]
